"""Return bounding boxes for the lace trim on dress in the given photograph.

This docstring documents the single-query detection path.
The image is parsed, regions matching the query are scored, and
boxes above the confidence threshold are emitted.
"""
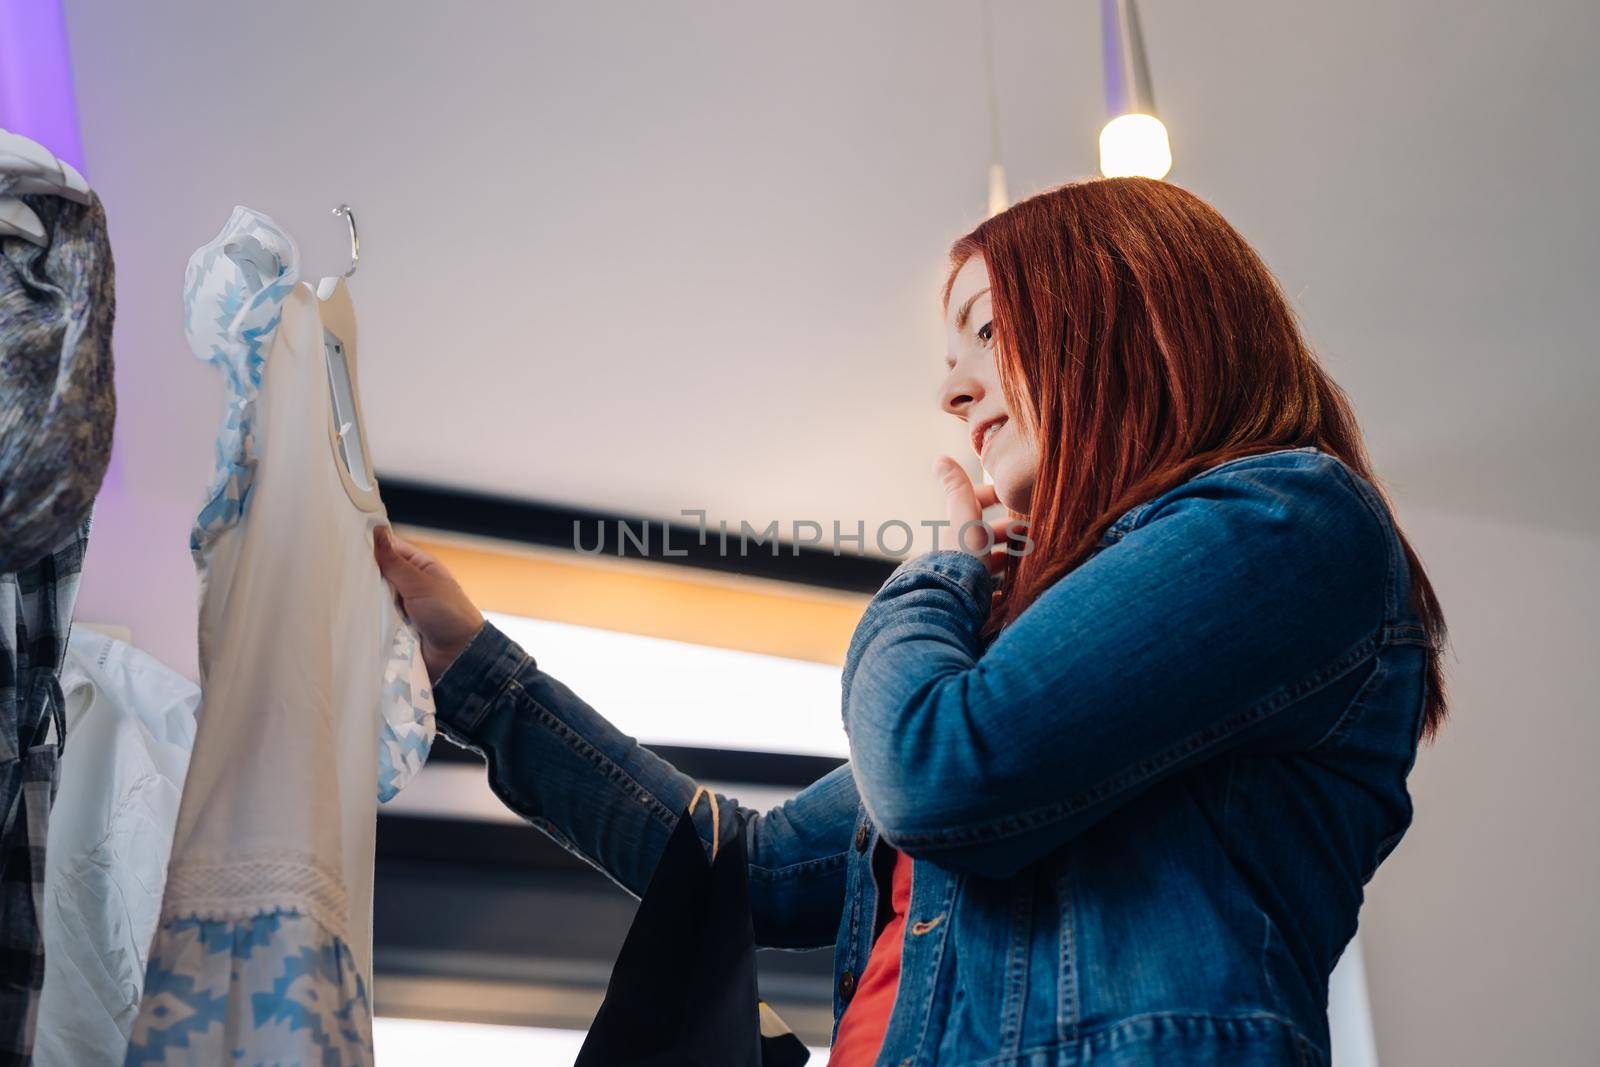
[160,855,349,943]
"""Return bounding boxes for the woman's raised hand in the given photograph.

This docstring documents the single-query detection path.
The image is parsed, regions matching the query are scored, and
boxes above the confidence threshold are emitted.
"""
[933,455,1027,579]
[374,526,485,683]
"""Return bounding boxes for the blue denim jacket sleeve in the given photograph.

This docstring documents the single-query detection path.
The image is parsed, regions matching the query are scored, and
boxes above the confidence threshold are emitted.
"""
[840,454,1390,879]
[429,620,859,950]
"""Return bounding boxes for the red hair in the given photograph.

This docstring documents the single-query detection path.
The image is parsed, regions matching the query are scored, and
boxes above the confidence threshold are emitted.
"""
[945,177,1448,739]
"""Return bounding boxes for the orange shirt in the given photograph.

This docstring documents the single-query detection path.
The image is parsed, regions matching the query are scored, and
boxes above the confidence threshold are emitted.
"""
[827,848,913,1066]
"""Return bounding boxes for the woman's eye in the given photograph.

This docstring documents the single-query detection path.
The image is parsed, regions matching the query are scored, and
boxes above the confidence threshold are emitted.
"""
[977,321,994,344]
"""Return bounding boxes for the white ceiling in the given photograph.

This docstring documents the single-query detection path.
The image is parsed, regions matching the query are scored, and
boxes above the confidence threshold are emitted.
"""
[65,0,1599,551]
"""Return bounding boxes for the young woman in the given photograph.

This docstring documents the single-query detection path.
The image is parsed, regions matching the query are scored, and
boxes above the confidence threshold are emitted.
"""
[374,177,1446,1067]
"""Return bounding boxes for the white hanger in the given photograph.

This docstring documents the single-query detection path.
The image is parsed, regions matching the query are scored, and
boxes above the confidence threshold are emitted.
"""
[0,128,91,246]
[316,203,361,369]
[316,204,383,513]
[316,204,360,355]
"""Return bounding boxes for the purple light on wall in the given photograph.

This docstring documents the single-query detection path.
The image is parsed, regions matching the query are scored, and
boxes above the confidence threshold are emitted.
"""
[0,0,85,172]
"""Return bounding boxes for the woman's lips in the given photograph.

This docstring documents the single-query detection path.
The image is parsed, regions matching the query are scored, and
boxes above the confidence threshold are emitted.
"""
[974,416,1008,461]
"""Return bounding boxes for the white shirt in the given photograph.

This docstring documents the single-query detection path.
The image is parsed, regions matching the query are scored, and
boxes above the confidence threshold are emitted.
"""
[35,629,195,1067]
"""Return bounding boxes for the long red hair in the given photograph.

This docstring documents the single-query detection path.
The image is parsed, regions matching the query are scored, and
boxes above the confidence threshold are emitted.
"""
[945,177,1448,739]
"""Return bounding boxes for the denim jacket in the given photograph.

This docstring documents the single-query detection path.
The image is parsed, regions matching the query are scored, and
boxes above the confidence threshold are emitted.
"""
[430,446,1430,1066]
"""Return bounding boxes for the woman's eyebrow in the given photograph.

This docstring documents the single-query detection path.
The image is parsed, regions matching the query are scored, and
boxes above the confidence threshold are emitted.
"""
[955,286,991,329]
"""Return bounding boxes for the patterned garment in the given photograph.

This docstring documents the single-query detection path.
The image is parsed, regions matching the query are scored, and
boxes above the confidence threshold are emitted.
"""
[125,207,433,1067]
[126,911,371,1067]
[0,189,115,575]
[377,624,433,803]
[0,519,88,1065]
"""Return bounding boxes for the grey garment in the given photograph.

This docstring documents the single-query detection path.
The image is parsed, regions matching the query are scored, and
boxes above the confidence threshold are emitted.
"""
[0,187,115,575]
[0,517,87,1064]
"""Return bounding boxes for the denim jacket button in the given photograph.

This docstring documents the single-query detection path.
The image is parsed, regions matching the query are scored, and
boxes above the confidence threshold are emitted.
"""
[838,970,856,1001]
[854,823,870,852]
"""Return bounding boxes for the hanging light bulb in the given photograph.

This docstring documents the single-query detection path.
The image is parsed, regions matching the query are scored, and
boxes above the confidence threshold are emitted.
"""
[1099,0,1171,180]
[1099,114,1171,179]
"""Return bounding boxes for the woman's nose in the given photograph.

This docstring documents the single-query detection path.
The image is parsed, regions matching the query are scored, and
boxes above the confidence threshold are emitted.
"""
[940,366,982,418]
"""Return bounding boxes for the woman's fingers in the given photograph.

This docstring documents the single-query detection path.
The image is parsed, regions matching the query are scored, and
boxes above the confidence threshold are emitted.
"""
[933,455,984,555]
[373,525,486,682]
[980,517,1031,578]
[933,455,975,503]
[934,455,1014,557]
[375,527,456,603]
[990,516,1028,543]
[384,527,443,572]
[373,526,426,594]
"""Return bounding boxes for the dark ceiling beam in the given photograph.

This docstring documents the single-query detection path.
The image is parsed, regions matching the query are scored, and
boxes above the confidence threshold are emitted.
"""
[378,474,897,594]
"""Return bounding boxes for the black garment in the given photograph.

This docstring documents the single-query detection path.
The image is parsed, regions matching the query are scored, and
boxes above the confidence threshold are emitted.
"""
[576,797,810,1067]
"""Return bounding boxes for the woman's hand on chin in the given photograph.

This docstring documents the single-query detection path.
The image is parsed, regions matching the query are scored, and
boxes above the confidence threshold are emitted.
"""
[933,455,1027,579]
[374,525,486,683]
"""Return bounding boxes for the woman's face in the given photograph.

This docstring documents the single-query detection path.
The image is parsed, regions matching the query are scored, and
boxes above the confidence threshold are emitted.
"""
[939,254,1038,513]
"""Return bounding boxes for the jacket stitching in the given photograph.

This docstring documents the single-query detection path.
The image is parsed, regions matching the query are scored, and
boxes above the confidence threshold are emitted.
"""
[1220,757,1238,853]
[1104,446,1324,544]
[1383,623,1430,646]
[889,632,1382,850]
[907,876,961,1064]
[444,632,529,735]
[1307,652,1388,751]
[512,680,680,829]
[836,829,867,1038]
[1057,862,1079,1044]
[964,1010,1327,1067]
[998,870,1033,1054]
[879,567,991,624]
[1322,455,1402,624]
[748,850,849,881]
[1259,906,1285,1015]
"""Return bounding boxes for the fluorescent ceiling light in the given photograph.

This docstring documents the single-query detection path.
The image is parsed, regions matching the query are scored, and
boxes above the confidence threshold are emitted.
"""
[383,761,806,825]
[485,611,849,759]
[373,1016,831,1064]
[374,1018,588,1063]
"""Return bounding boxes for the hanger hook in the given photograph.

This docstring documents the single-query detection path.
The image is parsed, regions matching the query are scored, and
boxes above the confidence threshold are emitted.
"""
[332,203,359,278]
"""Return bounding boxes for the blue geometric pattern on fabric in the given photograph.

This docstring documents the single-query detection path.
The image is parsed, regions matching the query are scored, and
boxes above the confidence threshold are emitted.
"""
[123,909,371,1067]
[376,619,435,803]
[182,206,301,559]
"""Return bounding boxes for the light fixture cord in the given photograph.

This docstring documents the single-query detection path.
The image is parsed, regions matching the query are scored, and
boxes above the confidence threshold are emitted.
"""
[981,0,1004,169]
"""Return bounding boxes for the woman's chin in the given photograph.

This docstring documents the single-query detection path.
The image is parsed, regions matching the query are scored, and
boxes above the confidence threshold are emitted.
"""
[995,474,1033,516]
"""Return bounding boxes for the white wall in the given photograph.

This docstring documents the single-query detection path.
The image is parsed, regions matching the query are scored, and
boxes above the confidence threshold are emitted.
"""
[1360,507,1600,1066]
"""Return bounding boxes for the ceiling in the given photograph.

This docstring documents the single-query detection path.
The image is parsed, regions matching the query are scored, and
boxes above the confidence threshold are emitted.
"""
[65,0,1599,551]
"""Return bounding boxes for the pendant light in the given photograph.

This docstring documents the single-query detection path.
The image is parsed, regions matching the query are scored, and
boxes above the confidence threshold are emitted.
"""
[1099,0,1171,179]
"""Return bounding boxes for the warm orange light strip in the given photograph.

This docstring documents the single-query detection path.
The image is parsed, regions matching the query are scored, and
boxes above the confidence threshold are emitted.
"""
[401,529,870,667]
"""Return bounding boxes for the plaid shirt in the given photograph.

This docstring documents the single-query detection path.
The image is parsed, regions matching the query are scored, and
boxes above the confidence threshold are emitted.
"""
[0,518,87,1065]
